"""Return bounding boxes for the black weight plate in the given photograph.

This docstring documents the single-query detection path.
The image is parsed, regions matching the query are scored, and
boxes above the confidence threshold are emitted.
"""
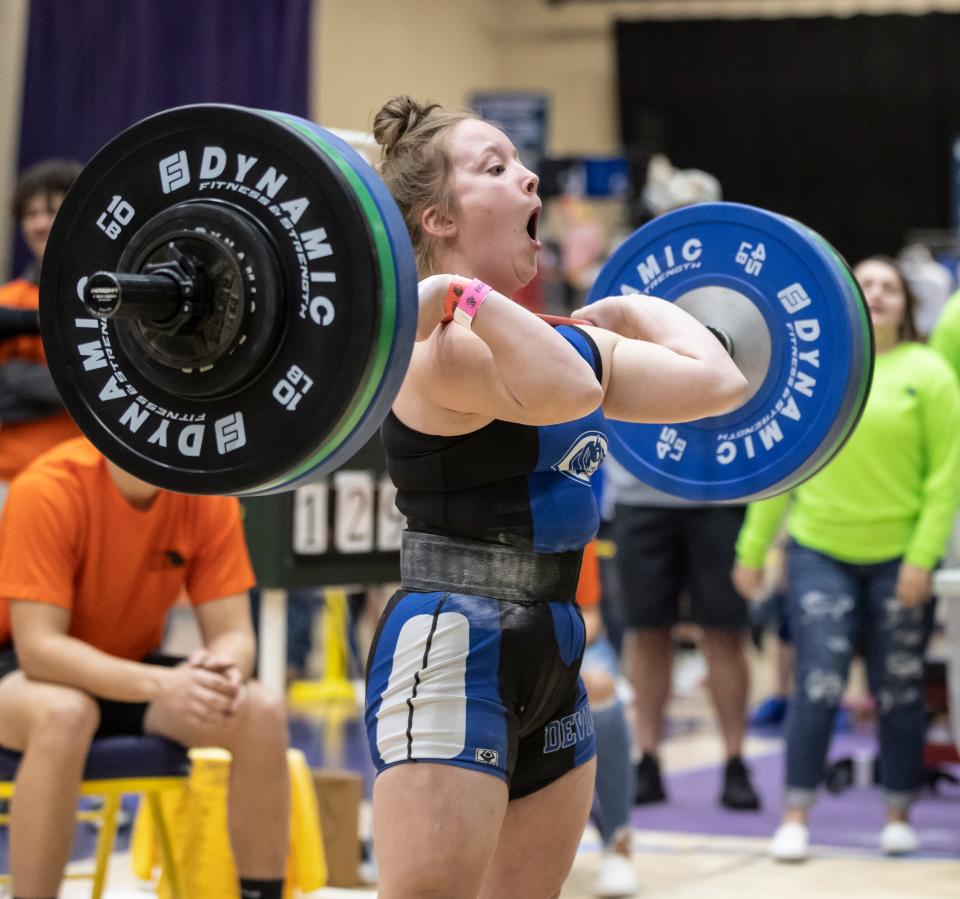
[41,104,395,495]
[246,113,418,494]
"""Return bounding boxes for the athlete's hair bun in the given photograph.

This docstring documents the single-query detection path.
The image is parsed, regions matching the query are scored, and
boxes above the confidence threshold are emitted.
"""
[373,96,442,158]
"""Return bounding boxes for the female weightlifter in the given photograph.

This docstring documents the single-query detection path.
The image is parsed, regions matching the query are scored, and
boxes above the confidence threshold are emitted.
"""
[364,95,747,898]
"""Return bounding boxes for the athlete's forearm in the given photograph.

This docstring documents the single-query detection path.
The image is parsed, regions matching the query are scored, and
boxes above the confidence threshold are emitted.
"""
[612,295,731,364]
[470,291,601,413]
[17,631,170,703]
[423,273,602,419]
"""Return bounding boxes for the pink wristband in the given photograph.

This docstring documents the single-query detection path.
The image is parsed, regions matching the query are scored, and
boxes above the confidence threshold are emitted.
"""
[453,278,493,329]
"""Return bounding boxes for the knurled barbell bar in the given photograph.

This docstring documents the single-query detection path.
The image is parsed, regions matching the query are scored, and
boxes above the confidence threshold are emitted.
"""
[37,103,873,502]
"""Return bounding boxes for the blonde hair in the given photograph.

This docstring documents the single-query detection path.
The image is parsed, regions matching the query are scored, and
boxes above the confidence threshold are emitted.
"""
[373,96,476,274]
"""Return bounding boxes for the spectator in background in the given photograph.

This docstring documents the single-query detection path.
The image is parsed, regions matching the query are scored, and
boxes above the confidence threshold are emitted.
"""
[925,261,960,791]
[608,163,760,812]
[0,437,290,899]
[734,256,960,861]
[578,539,638,898]
[0,160,83,495]
[929,273,960,374]
[899,243,952,338]
[249,587,323,684]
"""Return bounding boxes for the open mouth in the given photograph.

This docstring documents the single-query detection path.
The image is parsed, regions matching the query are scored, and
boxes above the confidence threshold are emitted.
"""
[526,207,541,242]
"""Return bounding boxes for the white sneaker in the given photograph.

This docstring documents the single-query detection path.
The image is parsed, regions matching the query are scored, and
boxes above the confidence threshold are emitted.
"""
[880,821,919,855]
[769,822,809,861]
[594,849,638,897]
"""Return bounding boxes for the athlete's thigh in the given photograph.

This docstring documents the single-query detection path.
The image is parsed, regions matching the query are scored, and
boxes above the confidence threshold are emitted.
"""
[373,761,508,899]
[366,589,519,782]
[478,756,596,899]
[0,671,98,751]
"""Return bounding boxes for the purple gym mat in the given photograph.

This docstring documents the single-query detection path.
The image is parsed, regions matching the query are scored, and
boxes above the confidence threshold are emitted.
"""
[631,731,960,857]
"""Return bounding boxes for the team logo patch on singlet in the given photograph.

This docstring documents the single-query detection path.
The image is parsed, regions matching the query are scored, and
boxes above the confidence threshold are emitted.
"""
[475,748,500,766]
[552,430,608,484]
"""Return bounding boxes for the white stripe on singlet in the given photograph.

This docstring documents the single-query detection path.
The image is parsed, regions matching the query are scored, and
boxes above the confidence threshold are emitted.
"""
[376,611,470,764]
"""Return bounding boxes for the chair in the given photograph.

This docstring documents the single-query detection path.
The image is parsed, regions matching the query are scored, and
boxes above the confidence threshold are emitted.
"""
[0,734,189,899]
[132,746,327,897]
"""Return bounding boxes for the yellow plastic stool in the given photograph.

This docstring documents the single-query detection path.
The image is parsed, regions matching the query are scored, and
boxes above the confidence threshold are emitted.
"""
[0,735,187,899]
[132,747,326,898]
[287,588,356,704]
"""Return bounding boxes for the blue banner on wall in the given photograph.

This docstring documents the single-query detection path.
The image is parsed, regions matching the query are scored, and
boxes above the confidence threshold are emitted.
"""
[470,92,550,173]
[539,156,631,200]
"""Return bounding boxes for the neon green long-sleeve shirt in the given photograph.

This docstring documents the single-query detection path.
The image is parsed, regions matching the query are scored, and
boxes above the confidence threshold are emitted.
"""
[929,289,960,376]
[736,342,960,570]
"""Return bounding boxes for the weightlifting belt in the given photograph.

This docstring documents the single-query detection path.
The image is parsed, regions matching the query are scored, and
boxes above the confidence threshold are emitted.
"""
[400,531,582,603]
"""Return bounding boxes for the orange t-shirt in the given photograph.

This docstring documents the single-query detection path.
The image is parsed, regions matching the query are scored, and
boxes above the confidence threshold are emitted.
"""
[0,278,81,479]
[575,539,601,608]
[0,437,255,659]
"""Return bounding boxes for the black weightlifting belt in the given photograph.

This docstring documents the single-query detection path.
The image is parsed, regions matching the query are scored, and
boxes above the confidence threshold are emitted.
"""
[400,531,582,603]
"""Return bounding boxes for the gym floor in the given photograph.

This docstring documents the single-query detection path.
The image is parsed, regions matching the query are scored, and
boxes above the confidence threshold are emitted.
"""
[43,628,960,899]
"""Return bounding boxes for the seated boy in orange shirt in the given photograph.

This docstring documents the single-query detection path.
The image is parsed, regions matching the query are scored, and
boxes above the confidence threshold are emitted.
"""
[0,437,289,899]
[578,540,638,898]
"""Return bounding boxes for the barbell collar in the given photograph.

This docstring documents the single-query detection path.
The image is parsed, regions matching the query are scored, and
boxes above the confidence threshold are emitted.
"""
[706,325,734,357]
[83,270,193,323]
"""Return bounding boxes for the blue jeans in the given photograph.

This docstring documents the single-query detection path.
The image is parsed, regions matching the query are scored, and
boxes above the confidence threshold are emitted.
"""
[784,543,934,811]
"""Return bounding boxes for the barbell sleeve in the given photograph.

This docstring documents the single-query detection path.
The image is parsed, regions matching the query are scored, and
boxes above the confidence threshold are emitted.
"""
[82,270,190,322]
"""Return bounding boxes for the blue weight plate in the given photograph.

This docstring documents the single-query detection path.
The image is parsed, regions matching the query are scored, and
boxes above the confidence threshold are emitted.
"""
[587,202,866,502]
[246,113,418,494]
[771,215,874,491]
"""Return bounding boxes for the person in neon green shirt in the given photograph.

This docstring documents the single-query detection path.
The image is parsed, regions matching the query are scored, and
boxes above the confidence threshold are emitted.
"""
[733,257,960,862]
[929,285,960,376]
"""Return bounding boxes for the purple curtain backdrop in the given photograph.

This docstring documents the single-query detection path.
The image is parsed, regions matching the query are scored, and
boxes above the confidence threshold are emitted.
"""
[11,0,312,275]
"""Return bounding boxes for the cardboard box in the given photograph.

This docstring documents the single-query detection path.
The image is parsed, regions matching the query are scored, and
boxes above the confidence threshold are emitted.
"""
[312,768,364,887]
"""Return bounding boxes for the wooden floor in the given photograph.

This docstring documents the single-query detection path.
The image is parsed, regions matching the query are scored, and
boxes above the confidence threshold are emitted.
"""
[60,835,960,899]
[56,640,960,898]
[562,835,960,899]
[39,580,960,899]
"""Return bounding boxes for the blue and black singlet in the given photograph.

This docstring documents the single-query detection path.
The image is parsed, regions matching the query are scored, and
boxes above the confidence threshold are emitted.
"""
[381,324,608,553]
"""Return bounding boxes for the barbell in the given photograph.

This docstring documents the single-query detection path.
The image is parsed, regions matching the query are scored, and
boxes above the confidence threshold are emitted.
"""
[38,103,873,502]
[0,307,41,341]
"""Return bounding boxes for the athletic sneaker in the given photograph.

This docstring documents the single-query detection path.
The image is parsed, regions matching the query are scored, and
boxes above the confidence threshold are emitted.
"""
[634,753,666,804]
[769,821,809,861]
[593,850,638,897]
[880,821,919,856]
[720,755,761,810]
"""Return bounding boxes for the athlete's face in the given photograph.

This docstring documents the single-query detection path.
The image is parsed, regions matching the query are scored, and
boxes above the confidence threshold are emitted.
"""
[436,119,542,295]
[20,191,64,264]
[855,258,906,345]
